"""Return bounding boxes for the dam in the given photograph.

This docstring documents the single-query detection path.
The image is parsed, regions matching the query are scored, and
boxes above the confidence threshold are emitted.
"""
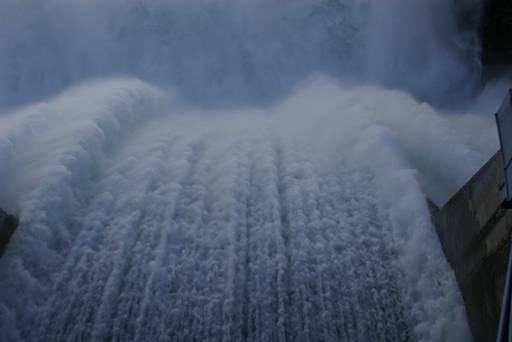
[0,1,510,341]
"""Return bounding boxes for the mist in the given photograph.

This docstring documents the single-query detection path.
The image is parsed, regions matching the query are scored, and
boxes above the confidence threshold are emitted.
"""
[0,0,482,108]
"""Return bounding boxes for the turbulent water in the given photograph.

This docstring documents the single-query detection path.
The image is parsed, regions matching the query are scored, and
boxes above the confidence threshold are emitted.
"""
[0,1,506,341]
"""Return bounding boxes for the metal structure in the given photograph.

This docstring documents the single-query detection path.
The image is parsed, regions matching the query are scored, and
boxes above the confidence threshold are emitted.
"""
[496,89,512,342]
[496,89,512,204]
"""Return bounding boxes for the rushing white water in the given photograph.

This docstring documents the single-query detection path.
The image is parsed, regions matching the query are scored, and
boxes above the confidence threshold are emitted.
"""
[0,1,506,341]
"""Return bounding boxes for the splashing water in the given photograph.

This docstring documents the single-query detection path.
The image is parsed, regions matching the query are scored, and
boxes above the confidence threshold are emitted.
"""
[0,1,504,341]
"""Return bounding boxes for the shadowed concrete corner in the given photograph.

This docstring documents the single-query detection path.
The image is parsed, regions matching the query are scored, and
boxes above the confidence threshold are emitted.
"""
[0,208,18,257]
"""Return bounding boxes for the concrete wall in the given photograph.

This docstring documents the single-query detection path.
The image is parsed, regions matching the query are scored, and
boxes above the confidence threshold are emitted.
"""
[433,151,512,342]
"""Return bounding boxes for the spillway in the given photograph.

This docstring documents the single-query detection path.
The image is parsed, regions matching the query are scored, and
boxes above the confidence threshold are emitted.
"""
[0,78,489,341]
[0,0,504,341]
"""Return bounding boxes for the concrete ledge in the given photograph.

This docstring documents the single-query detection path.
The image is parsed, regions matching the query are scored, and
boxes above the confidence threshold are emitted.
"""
[433,151,512,342]
[0,208,18,257]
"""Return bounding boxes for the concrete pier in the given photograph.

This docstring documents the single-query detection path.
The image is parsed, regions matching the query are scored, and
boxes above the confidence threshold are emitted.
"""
[0,208,18,257]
